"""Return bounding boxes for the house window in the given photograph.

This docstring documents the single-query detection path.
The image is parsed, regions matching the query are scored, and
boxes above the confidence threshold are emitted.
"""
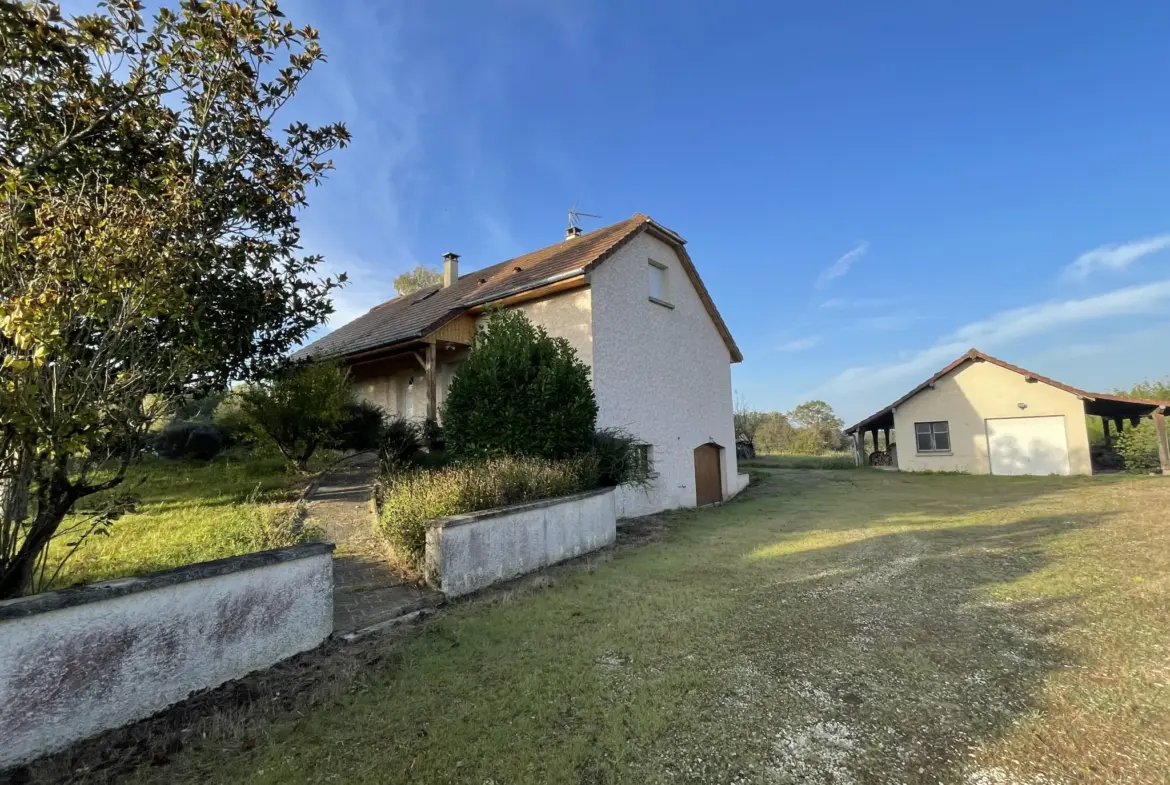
[648,260,671,307]
[635,444,655,476]
[915,421,950,453]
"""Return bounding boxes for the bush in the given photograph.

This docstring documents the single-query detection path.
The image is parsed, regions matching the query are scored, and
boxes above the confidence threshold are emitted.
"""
[422,417,445,452]
[442,309,597,460]
[239,362,352,470]
[152,421,225,461]
[1116,422,1162,474]
[378,417,423,475]
[377,455,597,561]
[329,398,387,452]
[591,428,651,488]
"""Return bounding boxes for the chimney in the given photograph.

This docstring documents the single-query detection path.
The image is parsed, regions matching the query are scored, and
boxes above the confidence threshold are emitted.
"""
[565,225,582,240]
[442,252,460,287]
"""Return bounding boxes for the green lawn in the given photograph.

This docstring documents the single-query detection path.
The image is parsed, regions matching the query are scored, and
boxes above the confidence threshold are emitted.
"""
[741,453,857,470]
[42,451,316,591]
[43,467,1170,784]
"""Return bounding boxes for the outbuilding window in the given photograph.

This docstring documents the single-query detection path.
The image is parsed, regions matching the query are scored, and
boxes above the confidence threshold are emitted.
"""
[635,444,655,475]
[915,421,950,453]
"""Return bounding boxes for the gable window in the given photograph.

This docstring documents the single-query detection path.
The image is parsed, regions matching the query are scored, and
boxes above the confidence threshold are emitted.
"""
[915,421,950,453]
[648,260,672,307]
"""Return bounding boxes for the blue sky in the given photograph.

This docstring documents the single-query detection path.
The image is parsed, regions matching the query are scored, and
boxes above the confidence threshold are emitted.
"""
[272,0,1170,424]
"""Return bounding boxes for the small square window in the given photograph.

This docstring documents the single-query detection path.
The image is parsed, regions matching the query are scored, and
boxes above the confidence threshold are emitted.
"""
[914,421,950,453]
[648,260,670,305]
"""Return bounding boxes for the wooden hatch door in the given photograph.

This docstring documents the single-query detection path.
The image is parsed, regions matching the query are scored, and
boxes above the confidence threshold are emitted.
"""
[694,443,723,506]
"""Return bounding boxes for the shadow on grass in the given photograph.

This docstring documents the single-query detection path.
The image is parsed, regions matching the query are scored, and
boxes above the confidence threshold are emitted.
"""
[691,509,1107,783]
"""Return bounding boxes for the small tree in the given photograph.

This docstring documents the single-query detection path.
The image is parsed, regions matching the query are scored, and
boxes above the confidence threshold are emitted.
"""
[787,400,847,454]
[733,393,764,447]
[240,363,352,471]
[394,265,442,296]
[443,310,597,460]
[0,0,349,598]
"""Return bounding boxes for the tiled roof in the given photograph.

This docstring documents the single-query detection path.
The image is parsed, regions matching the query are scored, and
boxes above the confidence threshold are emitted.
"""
[297,213,742,362]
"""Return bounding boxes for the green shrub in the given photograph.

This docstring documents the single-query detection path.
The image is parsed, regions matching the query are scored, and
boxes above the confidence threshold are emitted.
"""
[591,428,651,488]
[442,310,597,460]
[239,362,352,470]
[378,416,423,475]
[377,455,598,561]
[1116,422,1161,474]
[422,417,445,452]
[152,421,225,461]
[329,399,387,452]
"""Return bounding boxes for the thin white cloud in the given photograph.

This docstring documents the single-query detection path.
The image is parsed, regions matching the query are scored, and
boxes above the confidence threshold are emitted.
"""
[1063,234,1170,280]
[815,278,1170,397]
[819,296,896,309]
[816,242,869,289]
[779,335,822,352]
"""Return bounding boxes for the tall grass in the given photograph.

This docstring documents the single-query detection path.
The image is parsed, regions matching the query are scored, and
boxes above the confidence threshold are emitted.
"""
[376,455,599,562]
[742,454,858,470]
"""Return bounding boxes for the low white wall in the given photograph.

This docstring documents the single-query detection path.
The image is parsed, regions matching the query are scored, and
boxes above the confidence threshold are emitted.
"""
[0,543,334,769]
[426,488,616,597]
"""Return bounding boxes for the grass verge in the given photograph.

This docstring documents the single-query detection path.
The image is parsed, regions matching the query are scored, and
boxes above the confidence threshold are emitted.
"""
[40,450,322,591]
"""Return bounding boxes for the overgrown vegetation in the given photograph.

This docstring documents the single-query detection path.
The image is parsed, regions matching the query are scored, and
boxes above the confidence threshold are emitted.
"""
[0,0,348,598]
[740,453,858,470]
[1116,422,1161,474]
[443,309,598,460]
[377,455,600,560]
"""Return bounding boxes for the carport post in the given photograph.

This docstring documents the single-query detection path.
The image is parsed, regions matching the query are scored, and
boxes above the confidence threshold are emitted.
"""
[1101,416,1112,449]
[1154,408,1170,475]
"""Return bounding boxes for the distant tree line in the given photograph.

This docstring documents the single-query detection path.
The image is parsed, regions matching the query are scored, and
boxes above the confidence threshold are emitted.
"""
[734,396,848,455]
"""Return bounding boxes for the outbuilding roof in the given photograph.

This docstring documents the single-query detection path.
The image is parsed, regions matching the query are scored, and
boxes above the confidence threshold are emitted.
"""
[296,214,742,363]
[845,348,1170,434]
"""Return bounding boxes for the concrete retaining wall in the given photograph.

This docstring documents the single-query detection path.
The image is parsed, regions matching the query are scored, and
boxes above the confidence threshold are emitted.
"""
[425,488,616,597]
[0,543,334,769]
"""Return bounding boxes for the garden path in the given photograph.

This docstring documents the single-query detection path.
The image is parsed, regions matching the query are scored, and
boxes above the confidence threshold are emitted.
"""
[306,453,441,634]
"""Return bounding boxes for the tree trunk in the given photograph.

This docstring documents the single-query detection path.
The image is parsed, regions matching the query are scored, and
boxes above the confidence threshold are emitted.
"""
[0,456,73,600]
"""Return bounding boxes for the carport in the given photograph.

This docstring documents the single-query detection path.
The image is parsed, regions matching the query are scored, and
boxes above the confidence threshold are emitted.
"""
[845,349,1170,475]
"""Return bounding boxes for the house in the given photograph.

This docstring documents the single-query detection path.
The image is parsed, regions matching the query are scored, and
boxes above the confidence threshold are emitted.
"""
[845,348,1170,476]
[298,213,750,516]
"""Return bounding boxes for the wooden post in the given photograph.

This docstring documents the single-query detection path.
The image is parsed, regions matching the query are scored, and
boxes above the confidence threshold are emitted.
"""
[1101,416,1112,449]
[1114,417,1125,435]
[882,428,891,451]
[1155,409,1170,475]
[425,342,437,422]
[853,431,864,467]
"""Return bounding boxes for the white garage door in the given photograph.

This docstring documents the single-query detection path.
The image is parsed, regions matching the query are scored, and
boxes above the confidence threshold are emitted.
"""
[986,416,1071,476]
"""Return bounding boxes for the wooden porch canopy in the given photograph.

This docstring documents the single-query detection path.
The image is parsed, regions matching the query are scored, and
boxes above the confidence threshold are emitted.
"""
[345,315,477,422]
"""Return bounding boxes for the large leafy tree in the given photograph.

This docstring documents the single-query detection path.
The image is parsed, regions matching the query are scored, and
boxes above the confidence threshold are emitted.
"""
[393,264,441,296]
[0,0,349,598]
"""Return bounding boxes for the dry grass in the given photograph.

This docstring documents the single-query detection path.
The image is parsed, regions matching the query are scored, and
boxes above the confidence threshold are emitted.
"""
[22,468,1170,784]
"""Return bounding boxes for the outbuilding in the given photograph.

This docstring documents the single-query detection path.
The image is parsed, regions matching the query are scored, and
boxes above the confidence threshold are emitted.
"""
[845,348,1170,476]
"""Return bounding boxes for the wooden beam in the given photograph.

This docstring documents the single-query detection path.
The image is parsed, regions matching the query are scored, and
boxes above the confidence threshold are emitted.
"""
[1155,409,1170,475]
[425,342,437,422]
[1101,416,1112,449]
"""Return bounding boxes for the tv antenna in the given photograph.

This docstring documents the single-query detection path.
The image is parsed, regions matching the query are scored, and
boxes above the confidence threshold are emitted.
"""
[567,202,601,231]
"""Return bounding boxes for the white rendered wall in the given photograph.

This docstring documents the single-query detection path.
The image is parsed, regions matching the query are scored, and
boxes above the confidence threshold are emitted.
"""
[0,546,333,769]
[589,233,740,517]
[425,489,615,597]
